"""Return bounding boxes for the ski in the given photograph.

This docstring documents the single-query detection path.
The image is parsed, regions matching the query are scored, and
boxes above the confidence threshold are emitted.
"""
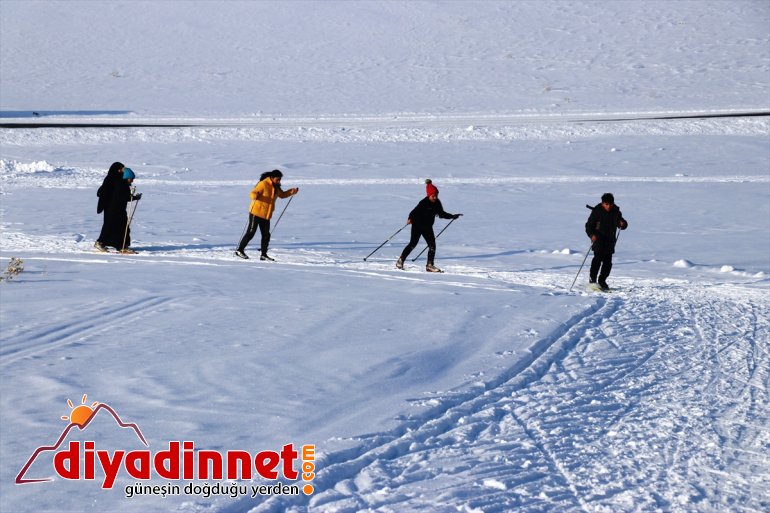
[93,244,137,254]
[395,265,444,273]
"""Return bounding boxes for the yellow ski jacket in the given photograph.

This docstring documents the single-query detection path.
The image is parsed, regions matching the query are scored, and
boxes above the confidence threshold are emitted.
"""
[248,177,295,220]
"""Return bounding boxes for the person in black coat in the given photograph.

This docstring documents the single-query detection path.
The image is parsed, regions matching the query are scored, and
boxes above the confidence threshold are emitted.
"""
[95,162,125,251]
[396,179,461,272]
[95,165,142,253]
[585,193,628,290]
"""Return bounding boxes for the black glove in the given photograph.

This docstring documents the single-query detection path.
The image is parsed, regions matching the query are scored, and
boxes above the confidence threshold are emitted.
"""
[133,193,142,201]
[452,213,463,219]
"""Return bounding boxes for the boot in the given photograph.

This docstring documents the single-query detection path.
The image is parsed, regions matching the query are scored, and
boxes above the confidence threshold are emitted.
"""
[395,258,404,269]
[425,263,442,273]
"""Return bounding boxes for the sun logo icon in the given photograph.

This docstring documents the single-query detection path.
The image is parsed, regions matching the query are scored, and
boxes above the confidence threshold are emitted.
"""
[61,394,99,427]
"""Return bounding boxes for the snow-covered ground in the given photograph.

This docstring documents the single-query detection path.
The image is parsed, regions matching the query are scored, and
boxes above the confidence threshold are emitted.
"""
[1,2,769,512]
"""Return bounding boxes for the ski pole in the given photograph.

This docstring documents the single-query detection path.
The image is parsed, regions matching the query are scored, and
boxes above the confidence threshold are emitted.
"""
[270,195,294,236]
[411,217,458,262]
[569,203,597,291]
[363,223,408,261]
[569,242,593,292]
[121,188,140,252]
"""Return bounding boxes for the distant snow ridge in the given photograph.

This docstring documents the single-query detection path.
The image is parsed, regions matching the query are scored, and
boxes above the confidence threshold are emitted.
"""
[0,159,55,174]
[673,259,764,277]
[0,159,102,189]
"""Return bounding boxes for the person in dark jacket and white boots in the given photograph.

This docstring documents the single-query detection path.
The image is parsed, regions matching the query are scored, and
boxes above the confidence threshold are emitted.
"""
[585,193,628,290]
[397,179,462,272]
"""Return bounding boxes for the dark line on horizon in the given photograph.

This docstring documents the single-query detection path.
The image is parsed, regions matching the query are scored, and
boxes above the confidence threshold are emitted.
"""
[587,111,770,122]
[1,111,768,128]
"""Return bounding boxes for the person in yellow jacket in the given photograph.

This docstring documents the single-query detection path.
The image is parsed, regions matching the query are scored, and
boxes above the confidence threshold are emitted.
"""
[235,169,298,260]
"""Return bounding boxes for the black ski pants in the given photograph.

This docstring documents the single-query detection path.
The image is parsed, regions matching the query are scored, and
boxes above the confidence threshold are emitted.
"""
[399,224,436,265]
[238,214,270,255]
[589,248,613,283]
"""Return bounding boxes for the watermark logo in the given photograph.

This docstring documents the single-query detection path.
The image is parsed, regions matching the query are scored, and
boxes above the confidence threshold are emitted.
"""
[16,394,148,485]
[15,393,316,499]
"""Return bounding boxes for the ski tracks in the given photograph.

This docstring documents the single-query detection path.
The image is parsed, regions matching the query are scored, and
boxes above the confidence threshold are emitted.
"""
[0,296,173,365]
[227,281,769,513]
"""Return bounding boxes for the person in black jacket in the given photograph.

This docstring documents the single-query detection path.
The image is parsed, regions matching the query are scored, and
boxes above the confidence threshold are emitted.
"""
[94,162,125,251]
[95,166,142,253]
[585,193,628,290]
[396,179,461,272]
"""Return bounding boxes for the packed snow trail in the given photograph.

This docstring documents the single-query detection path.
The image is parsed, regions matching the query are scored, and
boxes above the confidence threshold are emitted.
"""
[229,281,770,513]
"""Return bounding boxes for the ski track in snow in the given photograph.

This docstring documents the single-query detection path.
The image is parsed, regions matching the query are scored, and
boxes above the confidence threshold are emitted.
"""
[3,235,767,513]
[0,295,174,365]
[231,282,769,513]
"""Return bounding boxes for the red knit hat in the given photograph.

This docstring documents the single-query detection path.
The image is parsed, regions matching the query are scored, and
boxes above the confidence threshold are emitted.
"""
[425,178,438,197]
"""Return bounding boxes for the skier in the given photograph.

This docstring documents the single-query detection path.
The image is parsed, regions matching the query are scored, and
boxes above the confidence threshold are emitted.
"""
[235,169,298,260]
[585,193,628,291]
[396,179,462,272]
[95,162,125,251]
[95,165,142,253]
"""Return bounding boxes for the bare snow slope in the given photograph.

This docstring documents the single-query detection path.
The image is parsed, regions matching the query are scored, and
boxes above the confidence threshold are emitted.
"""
[2,1,768,117]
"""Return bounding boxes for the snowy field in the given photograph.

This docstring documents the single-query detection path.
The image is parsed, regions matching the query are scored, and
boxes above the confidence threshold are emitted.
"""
[1,2,769,513]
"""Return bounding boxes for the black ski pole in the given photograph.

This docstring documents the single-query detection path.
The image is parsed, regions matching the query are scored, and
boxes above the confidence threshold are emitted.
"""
[569,204,597,292]
[411,217,458,262]
[363,224,408,261]
[121,187,140,252]
[569,242,593,292]
[270,195,294,236]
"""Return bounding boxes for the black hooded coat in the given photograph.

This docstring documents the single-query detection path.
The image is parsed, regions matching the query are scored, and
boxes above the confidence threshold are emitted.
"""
[585,203,628,254]
[97,173,135,249]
